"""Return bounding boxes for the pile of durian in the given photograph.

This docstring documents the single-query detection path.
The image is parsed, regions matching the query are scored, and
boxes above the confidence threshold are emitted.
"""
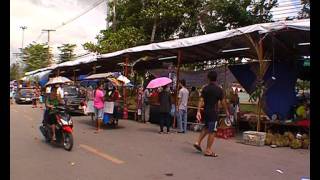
[265,131,309,149]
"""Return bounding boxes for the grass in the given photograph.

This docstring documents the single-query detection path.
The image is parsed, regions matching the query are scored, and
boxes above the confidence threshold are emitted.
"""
[240,103,258,113]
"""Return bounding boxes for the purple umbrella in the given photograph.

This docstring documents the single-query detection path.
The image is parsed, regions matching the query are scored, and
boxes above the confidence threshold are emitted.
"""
[146,77,172,89]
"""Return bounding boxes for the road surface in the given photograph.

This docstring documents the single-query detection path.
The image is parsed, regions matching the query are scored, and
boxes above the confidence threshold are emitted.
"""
[10,104,309,180]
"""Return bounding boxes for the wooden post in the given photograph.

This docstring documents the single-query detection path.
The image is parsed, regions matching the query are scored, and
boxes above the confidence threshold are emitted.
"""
[73,69,76,82]
[93,64,96,74]
[256,40,264,132]
[174,49,182,128]
[123,56,129,119]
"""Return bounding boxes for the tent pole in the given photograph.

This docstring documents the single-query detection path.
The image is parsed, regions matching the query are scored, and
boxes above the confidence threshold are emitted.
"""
[256,40,264,132]
[73,69,76,83]
[123,56,129,119]
[93,64,96,74]
[174,49,182,128]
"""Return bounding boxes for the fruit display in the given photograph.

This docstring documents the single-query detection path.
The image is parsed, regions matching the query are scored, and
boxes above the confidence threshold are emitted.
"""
[265,131,309,149]
[290,139,302,149]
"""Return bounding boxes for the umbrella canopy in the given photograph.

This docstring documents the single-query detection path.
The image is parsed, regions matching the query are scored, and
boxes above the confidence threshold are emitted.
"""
[46,76,72,86]
[117,75,130,84]
[107,77,122,86]
[146,77,172,89]
[85,73,114,80]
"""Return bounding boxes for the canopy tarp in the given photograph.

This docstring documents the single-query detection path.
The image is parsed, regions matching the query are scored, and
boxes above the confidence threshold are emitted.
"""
[98,19,309,65]
[229,61,298,120]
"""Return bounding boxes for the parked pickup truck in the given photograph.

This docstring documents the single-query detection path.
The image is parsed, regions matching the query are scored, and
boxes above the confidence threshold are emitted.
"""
[63,85,86,113]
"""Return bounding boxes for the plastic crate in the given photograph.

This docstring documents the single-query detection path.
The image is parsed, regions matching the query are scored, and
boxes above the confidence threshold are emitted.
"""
[243,131,266,146]
[216,127,235,139]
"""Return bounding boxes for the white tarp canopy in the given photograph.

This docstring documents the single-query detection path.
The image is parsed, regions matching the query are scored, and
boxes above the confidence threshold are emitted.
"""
[25,53,97,76]
[25,70,52,80]
[27,19,309,74]
[55,53,97,68]
[98,19,309,62]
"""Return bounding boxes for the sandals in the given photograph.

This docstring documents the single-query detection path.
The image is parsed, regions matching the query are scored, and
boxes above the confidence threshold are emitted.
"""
[204,152,218,157]
[193,144,202,152]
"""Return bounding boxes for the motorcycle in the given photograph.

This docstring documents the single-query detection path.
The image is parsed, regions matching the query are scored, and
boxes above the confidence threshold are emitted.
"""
[39,106,74,151]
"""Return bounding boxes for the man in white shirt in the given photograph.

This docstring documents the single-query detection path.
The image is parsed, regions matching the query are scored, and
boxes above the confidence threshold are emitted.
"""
[177,79,189,133]
[56,84,64,99]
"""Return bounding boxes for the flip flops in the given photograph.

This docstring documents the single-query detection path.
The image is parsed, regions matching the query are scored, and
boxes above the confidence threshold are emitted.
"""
[204,152,218,157]
[193,144,202,152]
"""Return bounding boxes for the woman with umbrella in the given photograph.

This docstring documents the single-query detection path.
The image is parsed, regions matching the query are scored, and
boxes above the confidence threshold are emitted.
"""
[147,77,172,134]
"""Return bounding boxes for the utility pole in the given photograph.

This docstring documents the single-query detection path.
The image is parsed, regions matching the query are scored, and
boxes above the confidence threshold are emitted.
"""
[20,26,27,52]
[42,29,56,65]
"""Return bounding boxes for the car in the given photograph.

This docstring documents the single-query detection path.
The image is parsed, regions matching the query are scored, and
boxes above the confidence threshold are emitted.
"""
[63,85,86,113]
[15,88,34,104]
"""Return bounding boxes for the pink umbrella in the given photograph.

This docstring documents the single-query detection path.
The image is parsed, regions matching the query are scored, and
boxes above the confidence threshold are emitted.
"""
[147,77,172,89]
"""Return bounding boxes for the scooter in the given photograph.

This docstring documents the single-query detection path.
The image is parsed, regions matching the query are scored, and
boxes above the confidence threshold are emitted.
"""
[39,106,74,151]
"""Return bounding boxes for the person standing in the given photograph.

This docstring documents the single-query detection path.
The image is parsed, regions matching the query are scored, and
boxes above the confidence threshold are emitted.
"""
[136,86,144,122]
[193,71,230,157]
[93,82,105,132]
[230,89,240,123]
[177,79,189,133]
[142,87,151,123]
[158,85,172,134]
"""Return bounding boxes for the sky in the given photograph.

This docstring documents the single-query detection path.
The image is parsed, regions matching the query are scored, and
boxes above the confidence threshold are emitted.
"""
[10,0,301,65]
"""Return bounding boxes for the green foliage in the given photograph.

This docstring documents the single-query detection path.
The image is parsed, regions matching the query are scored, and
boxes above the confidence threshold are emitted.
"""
[83,27,146,54]
[84,0,277,54]
[23,43,52,72]
[58,44,77,63]
[10,63,21,81]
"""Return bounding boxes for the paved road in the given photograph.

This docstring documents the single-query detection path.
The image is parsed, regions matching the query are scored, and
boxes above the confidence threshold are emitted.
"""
[10,104,310,180]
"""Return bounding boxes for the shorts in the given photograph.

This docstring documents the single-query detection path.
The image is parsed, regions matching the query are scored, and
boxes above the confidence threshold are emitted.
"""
[203,113,218,133]
[94,108,104,120]
[47,112,57,125]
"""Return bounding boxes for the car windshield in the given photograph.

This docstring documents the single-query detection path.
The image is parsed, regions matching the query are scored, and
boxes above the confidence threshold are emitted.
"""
[20,89,33,95]
[64,86,78,95]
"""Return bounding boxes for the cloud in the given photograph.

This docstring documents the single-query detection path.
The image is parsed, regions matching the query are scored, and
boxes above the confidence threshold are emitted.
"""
[10,0,106,64]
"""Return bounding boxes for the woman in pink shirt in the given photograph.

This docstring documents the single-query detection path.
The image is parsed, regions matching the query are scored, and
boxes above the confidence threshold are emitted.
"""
[94,82,105,132]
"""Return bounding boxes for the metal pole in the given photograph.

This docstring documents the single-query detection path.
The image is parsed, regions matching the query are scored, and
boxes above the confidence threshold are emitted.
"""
[174,49,182,128]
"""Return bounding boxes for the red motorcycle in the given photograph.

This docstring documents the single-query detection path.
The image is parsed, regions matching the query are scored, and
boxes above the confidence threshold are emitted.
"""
[40,106,74,151]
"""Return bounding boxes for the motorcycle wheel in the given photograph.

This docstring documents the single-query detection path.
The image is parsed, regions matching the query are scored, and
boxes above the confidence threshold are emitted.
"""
[63,133,73,151]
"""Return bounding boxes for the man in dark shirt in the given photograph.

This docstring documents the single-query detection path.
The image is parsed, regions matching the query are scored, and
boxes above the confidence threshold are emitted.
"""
[193,70,230,157]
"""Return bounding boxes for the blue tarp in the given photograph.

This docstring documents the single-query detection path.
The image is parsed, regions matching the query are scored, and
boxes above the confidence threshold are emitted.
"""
[229,61,298,120]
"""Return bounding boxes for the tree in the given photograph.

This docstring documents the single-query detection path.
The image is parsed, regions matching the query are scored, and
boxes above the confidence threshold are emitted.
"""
[297,0,310,19]
[198,0,277,34]
[22,43,52,72]
[10,63,22,81]
[84,0,278,54]
[58,44,77,63]
[83,27,146,54]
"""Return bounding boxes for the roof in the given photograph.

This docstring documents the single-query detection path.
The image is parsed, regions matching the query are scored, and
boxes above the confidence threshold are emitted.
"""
[30,19,309,77]
[97,19,309,64]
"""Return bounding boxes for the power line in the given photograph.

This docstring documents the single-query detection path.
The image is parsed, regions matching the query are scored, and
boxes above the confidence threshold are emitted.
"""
[54,0,105,30]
